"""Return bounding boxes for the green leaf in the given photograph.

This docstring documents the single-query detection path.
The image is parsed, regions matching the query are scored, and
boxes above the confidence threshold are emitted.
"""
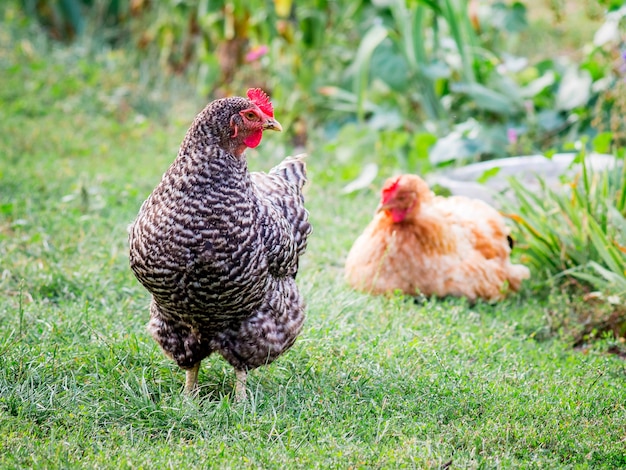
[520,70,556,98]
[608,206,626,237]
[556,67,592,111]
[592,132,613,154]
[0,203,13,216]
[342,163,379,194]
[490,1,528,33]
[370,40,410,92]
[588,217,625,275]
[410,132,438,161]
[451,82,522,115]
[584,262,626,290]
[569,270,610,289]
[477,167,501,184]
[353,23,388,121]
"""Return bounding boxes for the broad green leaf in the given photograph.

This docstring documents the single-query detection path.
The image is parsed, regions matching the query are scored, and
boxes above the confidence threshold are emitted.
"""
[342,163,379,194]
[536,110,565,133]
[429,133,483,165]
[451,82,521,115]
[592,132,613,154]
[410,132,438,161]
[520,71,555,98]
[593,17,620,46]
[370,40,410,92]
[477,167,501,184]
[555,67,592,111]
[353,23,389,121]
[490,1,528,33]
[422,60,452,80]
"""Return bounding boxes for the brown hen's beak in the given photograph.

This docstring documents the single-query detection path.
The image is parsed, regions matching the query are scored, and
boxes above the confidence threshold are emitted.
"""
[376,202,390,213]
[263,118,283,132]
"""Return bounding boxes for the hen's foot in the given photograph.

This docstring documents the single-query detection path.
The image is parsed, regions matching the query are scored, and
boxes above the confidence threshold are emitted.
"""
[234,369,247,402]
[184,362,201,396]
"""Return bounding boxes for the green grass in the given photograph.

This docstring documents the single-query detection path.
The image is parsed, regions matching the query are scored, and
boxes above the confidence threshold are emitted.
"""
[1,24,626,469]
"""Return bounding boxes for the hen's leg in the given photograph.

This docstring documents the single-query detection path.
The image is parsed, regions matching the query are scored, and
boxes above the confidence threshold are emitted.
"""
[184,362,201,395]
[234,369,247,401]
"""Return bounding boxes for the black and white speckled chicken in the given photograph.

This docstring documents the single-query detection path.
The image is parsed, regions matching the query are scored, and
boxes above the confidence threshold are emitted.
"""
[128,89,311,400]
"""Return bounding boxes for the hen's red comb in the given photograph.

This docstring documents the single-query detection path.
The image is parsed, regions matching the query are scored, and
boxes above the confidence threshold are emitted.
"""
[381,176,401,202]
[247,88,274,117]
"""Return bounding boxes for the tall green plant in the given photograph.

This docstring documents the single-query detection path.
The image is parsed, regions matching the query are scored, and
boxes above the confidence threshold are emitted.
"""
[505,148,626,296]
[388,0,445,121]
[353,23,388,122]
[351,0,473,123]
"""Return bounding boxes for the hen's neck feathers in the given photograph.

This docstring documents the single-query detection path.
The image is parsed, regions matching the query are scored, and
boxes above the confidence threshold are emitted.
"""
[178,96,254,162]
[158,120,251,205]
[379,207,457,255]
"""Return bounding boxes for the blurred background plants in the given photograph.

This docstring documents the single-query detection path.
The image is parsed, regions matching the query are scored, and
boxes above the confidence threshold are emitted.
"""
[15,0,626,160]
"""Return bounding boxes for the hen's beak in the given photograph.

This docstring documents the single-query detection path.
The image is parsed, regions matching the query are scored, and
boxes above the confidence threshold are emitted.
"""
[376,202,390,213]
[263,118,283,132]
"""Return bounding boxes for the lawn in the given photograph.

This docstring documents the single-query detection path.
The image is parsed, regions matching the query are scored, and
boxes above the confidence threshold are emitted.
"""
[1,14,626,470]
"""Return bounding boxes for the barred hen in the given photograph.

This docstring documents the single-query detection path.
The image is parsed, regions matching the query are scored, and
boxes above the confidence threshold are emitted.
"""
[345,174,529,302]
[129,89,311,400]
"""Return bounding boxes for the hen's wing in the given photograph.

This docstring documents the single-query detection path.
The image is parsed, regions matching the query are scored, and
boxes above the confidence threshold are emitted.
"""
[251,154,312,278]
[430,194,530,298]
[430,195,510,260]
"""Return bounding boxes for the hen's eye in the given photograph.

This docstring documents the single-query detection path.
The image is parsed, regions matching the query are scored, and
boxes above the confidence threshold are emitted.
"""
[245,112,257,120]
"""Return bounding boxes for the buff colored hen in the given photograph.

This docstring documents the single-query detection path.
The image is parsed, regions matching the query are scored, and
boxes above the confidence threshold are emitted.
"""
[345,174,530,302]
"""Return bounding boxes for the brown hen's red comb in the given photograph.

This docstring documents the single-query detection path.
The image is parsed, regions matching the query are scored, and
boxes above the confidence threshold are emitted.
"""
[247,88,274,117]
[381,176,401,203]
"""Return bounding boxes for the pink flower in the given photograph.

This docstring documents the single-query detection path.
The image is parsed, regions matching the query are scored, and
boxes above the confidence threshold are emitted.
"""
[507,128,518,145]
[245,45,269,63]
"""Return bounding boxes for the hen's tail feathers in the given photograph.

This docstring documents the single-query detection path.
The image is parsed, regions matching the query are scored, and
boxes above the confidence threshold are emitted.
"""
[251,154,312,266]
[273,154,311,259]
[508,264,531,292]
[269,154,308,192]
